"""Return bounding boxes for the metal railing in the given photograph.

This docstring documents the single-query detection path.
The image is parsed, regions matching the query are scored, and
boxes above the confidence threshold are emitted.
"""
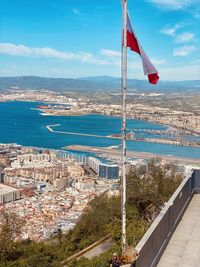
[132,170,200,267]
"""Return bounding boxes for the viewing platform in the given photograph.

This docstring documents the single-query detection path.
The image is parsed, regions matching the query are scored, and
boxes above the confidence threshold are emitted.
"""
[128,170,200,267]
[157,194,200,267]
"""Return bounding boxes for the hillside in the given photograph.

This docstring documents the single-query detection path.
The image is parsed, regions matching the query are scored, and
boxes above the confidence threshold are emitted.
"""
[0,162,182,267]
[0,76,199,93]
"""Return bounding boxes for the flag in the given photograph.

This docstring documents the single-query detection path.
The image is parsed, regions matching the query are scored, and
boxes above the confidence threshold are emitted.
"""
[126,13,159,84]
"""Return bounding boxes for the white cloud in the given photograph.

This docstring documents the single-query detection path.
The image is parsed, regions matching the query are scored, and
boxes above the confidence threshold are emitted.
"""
[193,8,200,20]
[72,8,82,16]
[149,0,200,20]
[0,43,74,59]
[128,60,200,80]
[147,0,198,10]
[173,45,196,56]
[175,32,195,42]
[160,24,181,36]
[161,24,196,44]
[150,58,167,65]
[2,43,198,80]
[99,49,121,57]
[158,63,200,80]
[0,42,128,68]
[0,43,32,56]
[0,42,113,66]
[99,49,166,69]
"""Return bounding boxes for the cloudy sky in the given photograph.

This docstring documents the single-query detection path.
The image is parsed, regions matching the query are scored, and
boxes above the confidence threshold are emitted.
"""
[0,0,200,80]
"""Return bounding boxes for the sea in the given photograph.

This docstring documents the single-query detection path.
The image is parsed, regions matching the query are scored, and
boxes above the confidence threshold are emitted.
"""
[0,101,199,159]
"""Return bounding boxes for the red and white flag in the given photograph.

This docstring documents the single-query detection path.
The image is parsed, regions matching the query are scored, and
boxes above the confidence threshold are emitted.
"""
[126,13,159,84]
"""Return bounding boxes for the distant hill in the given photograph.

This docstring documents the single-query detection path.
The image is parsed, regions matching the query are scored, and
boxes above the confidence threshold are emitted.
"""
[0,76,99,91]
[0,76,199,93]
[82,76,200,92]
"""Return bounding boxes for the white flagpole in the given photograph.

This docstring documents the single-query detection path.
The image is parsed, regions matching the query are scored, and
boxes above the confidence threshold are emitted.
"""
[121,0,127,253]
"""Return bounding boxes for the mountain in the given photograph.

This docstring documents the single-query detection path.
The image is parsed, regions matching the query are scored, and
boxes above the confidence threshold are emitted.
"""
[82,76,200,92]
[0,76,199,93]
[0,76,99,91]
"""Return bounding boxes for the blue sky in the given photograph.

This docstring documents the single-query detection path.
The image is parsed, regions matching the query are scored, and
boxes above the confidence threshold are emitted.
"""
[0,0,200,80]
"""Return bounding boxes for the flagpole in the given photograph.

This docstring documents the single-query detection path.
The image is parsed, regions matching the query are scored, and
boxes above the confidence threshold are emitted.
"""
[121,0,127,253]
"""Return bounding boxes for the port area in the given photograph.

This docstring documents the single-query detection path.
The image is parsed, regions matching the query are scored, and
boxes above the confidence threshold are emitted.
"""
[64,145,200,165]
[46,125,196,147]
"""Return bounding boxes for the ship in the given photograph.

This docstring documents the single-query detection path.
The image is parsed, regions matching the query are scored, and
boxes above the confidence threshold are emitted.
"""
[37,105,51,109]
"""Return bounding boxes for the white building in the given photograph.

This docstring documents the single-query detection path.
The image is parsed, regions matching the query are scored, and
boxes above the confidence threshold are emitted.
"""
[0,184,20,204]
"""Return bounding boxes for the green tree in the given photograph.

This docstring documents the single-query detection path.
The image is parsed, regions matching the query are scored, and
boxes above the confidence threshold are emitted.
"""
[0,160,182,267]
[0,209,24,262]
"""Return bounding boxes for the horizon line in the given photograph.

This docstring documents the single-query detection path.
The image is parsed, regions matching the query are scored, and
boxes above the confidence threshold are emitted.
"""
[0,75,199,82]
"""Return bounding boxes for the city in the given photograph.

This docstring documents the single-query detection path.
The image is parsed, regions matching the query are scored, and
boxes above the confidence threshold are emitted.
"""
[0,143,119,241]
[0,0,200,266]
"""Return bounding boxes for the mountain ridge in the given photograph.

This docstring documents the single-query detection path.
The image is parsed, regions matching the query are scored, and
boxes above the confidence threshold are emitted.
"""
[0,76,199,92]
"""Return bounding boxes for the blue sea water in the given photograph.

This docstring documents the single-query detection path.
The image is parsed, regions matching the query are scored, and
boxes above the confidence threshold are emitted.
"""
[0,101,199,159]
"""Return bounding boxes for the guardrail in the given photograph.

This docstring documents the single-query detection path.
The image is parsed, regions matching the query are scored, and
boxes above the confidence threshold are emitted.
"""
[131,170,200,267]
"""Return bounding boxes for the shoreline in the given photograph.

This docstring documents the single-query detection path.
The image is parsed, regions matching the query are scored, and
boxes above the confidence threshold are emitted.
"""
[38,106,200,146]
[1,100,200,149]
[2,100,200,137]
[64,145,200,164]
[35,108,89,117]
[39,107,200,137]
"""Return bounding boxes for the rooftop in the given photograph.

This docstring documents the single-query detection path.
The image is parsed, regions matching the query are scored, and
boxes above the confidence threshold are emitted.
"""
[0,183,19,194]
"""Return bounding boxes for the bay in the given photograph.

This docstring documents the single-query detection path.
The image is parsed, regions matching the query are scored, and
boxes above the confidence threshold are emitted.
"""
[0,101,199,159]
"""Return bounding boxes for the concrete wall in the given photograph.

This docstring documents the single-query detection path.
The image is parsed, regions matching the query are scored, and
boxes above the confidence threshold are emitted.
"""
[132,170,200,267]
[0,190,20,204]
[193,169,200,193]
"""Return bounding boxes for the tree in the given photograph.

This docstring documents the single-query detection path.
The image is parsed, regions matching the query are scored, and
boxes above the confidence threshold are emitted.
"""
[0,160,182,267]
[127,159,182,221]
[0,209,24,262]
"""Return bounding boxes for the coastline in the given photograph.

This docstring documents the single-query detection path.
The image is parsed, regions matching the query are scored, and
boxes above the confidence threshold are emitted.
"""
[37,105,200,146]
[0,101,199,156]
[65,145,200,165]
[2,99,200,138]
[36,108,89,116]
[37,105,200,137]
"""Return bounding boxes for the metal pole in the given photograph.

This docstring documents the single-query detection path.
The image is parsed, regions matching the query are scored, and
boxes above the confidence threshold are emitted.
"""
[121,0,127,253]
[146,160,149,177]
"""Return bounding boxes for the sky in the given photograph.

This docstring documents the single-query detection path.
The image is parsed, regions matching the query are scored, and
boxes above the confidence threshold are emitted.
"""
[0,0,200,80]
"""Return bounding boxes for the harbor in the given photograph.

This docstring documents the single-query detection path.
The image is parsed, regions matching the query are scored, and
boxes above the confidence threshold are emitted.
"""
[0,101,200,160]
[46,124,200,148]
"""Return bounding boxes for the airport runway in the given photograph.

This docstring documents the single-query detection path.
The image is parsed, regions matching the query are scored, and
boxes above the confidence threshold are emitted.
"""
[64,145,200,164]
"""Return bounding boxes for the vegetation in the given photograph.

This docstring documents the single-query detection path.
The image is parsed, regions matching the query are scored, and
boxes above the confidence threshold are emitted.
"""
[0,160,182,267]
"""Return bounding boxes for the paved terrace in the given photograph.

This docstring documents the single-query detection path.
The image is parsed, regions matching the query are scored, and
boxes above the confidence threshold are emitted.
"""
[157,194,200,267]
[129,169,200,267]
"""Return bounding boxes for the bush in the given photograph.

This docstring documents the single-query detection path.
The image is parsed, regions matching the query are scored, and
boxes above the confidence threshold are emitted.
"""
[0,160,182,267]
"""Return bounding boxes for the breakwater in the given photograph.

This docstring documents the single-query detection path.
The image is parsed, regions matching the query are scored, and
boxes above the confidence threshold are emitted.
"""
[46,124,117,139]
[46,124,196,147]
[0,101,199,159]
